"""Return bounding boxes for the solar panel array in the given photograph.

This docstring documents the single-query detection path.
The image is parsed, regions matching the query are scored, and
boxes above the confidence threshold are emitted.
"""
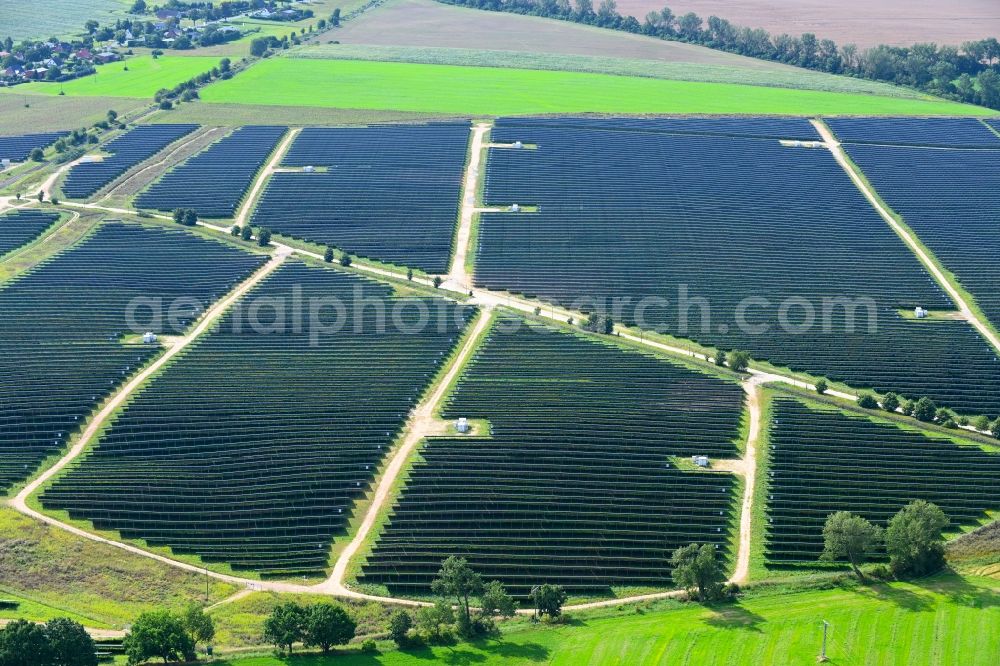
[0,132,68,161]
[251,123,470,273]
[41,264,475,576]
[491,116,820,142]
[476,120,1000,415]
[0,222,264,493]
[825,117,1000,148]
[844,143,1000,338]
[766,398,1000,563]
[0,209,60,256]
[62,124,199,199]
[361,316,743,596]
[136,126,287,218]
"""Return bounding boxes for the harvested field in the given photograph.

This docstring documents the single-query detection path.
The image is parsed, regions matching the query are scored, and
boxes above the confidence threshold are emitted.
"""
[142,102,459,127]
[333,0,792,69]
[614,0,1000,48]
[0,94,149,134]
[0,0,129,41]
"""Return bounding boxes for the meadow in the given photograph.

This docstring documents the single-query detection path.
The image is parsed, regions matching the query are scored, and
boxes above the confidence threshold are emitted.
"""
[198,58,993,116]
[0,94,147,133]
[217,574,999,665]
[5,55,220,99]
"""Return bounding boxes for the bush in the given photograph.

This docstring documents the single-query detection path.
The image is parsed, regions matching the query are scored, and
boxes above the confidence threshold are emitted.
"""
[912,397,938,422]
[324,246,334,263]
[339,252,352,267]
[361,638,378,653]
[714,350,727,367]
[388,610,412,647]
[257,227,272,247]
[814,378,827,394]
[241,225,253,241]
[857,393,879,409]
[881,392,900,412]
[29,147,45,161]
[159,100,173,110]
[727,350,750,373]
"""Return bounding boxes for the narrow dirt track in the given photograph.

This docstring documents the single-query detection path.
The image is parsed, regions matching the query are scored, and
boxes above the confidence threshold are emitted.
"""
[234,127,301,227]
[319,307,495,601]
[812,119,1000,355]
[6,249,300,593]
[446,122,491,288]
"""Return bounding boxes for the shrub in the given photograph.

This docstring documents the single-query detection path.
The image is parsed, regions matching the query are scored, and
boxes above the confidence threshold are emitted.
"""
[387,610,412,647]
[324,246,334,263]
[857,393,879,409]
[912,397,937,422]
[881,392,900,412]
[814,378,827,394]
[727,350,750,372]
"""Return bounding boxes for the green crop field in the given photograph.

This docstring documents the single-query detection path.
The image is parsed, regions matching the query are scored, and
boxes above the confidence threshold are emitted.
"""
[3,55,221,99]
[216,574,999,665]
[0,0,129,41]
[198,58,993,116]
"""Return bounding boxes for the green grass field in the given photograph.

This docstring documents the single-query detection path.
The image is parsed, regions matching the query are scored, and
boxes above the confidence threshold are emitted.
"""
[295,44,933,100]
[215,574,998,665]
[198,58,994,116]
[4,56,221,99]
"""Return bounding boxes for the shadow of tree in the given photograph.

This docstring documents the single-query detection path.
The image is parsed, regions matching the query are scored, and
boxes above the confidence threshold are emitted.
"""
[701,603,766,632]
[920,572,1000,609]
[850,582,936,612]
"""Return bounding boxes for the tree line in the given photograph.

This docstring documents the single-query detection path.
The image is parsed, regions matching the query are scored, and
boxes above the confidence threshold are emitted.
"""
[439,0,1000,109]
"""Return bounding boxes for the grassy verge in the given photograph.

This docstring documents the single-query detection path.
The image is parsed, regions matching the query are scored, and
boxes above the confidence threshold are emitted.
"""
[0,507,238,629]
[216,572,999,665]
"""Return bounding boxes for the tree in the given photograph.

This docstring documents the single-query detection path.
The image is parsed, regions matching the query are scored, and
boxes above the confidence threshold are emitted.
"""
[159,100,173,111]
[431,556,483,635]
[324,246,334,262]
[670,543,726,601]
[387,610,412,646]
[814,378,828,395]
[46,618,97,666]
[123,610,194,665]
[406,268,413,281]
[991,417,1000,439]
[415,599,454,642]
[85,20,100,34]
[303,603,356,654]
[881,392,900,413]
[183,209,198,227]
[912,397,937,422]
[727,350,750,372]
[131,0,147,13]
[240,224,253,241]
[583,312,613,334]
[181,603,214,648]
[0,619,54,666]
[37,191,44,203]
[230,224,240,236]
[331,8,341,26]
[972,415,991,432]
[29,147,44,161]
[714,350,726,367]
[339,252,351,267]
[477,579,516,630]
[857,393,879,409]
[530,583,567,619]
[257,227,271,247]
[262,602,306,654]
[433,276,442,288]
[885,500,948,577]
[219,57,231,73]
[250,37,270,57]
[821,511,883,580]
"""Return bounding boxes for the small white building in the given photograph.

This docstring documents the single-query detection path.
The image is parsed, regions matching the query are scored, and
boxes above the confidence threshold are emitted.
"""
[692,455,709,468]
[510,203,520,212]
[303,165,315,173]
[914,306,929,319]
[513,140,523,149]
[455,417,470,433]
[142,331,157,344]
